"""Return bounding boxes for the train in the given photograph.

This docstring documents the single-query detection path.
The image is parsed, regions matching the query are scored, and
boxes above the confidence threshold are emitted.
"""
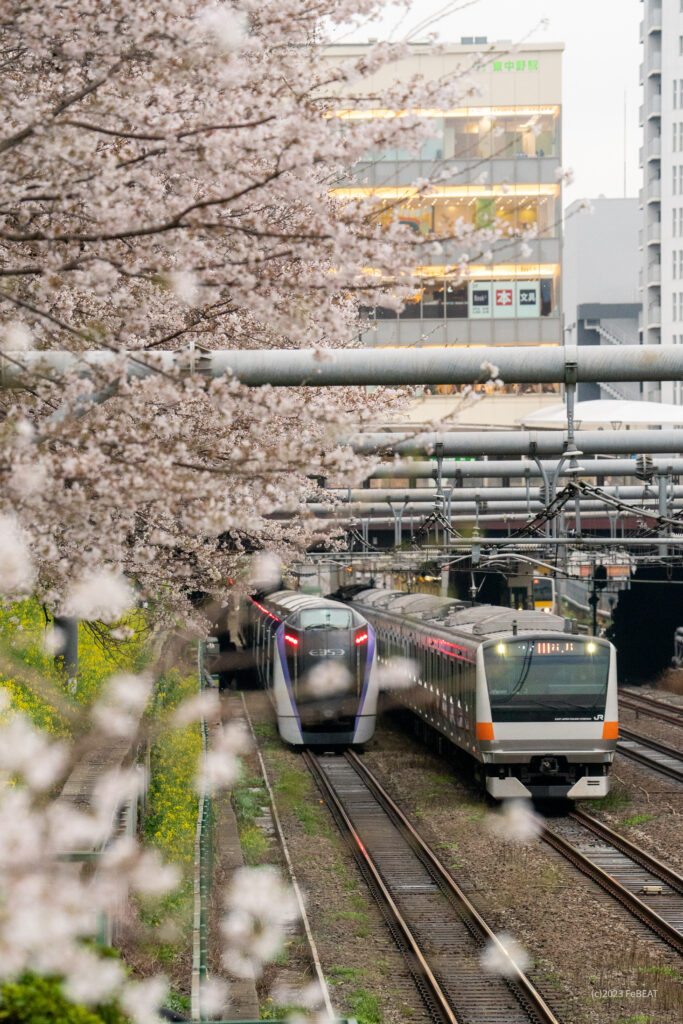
[241,590,378,746]
[345,588,618,800]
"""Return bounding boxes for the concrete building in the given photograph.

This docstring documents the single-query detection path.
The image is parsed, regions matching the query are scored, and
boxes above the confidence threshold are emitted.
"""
[324,40,564,349]
[639,0,683,403]
[563,197,641,401]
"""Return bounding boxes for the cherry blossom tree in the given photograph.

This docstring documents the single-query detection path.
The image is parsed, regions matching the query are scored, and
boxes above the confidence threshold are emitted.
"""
[0,2,513,1018]
[0,0,487,614]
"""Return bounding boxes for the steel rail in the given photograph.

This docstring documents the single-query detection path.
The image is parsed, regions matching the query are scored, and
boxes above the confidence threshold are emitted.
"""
[617,730,683,784]
[6,344,683,385]
[541,824,683,955]
[619,693,683,727]
[570,809,683,894]
[346,750,560,1024]
[301,749,458,1024]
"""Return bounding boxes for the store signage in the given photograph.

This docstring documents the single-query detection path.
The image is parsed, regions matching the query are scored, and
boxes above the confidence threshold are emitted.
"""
[516,281,540,318]
[468,279,542,319]
[468,281,491,317]
[493,60,539,72]
[493,282,515,318]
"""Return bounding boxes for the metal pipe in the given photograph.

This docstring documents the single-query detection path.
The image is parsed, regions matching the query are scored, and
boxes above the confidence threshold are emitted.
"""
[334,530,683,546]
[352,430,683,457]
[326,485,683,503]
[367,457,683,479]
[6,345,683,386]
[306,498,683,517]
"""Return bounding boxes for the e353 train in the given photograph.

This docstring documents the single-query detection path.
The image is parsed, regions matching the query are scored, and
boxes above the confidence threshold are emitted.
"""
[242,591,378,746]
[347,589,618,800]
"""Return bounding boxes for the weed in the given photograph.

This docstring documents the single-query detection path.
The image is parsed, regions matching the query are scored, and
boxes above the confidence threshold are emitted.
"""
[620,814,655,827]
[327,966,365,986]
[639,965,681,979]
[252,720,277,739]
[348,988,382,1024]
[585,783,630,811]
[329,909,371,937]
[260,999,306,1020]
[165,991,190,1014]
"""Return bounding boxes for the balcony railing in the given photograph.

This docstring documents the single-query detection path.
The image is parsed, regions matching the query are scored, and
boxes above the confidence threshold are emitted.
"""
[647,222,661,243]
[646,179,661,202]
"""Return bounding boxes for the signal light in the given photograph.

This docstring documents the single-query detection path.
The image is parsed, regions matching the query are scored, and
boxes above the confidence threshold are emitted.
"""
[355,631,368,645]
[284,633,299,647]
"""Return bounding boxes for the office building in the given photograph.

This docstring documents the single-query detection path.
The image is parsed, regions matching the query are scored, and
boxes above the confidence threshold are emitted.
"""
[324,40,564,349]
[639,0,683,403]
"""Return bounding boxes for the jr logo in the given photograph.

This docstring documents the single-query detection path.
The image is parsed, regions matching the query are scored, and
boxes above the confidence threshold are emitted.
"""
[309,648,347,657]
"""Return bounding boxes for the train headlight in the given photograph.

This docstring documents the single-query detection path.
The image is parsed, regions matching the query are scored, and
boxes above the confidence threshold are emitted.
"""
[586,642,596,654]
[496,643,506,655]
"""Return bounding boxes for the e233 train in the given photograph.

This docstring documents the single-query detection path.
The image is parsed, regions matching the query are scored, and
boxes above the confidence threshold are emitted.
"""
[242,591,378,746]
[347,589,618,799]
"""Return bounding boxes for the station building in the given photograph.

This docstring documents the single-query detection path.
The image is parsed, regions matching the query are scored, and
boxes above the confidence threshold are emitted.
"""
[324,40,564,351]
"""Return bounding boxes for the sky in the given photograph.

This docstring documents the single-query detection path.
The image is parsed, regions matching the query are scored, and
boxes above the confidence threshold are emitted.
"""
[335,0,643,207]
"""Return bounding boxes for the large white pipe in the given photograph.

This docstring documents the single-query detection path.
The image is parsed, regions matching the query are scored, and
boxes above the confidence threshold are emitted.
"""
[4,344,683,386]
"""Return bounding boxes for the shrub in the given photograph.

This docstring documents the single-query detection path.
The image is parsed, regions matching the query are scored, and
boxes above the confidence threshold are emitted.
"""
[0,973,128,1024]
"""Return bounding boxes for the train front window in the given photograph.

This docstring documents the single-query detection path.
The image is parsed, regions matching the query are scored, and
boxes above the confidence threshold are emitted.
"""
[532,578,553,601]
[483,639,610,722]
[299,609,353,630]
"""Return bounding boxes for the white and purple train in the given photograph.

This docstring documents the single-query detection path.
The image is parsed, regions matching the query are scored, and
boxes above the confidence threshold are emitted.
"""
[242,591,378,746]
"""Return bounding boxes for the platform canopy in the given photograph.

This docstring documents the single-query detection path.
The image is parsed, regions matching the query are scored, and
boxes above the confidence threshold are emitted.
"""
[521,399,683,430]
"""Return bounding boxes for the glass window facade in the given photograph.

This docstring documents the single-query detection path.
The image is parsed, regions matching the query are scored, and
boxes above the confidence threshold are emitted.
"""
[372,193,556,238]
[362,108,560,163]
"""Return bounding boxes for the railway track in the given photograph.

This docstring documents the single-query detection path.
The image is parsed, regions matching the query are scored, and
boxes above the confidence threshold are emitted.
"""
[617,727,683,783]
[303,748,560,1024]
[542,809,683,955]
[619,690,683,727]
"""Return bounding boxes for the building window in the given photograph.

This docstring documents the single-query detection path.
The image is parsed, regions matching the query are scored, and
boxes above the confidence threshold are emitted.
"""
[675,166,678,195]
[679,35,683,55]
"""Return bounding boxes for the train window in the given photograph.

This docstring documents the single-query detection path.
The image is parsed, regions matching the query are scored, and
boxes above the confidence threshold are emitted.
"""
[300,608,353,629]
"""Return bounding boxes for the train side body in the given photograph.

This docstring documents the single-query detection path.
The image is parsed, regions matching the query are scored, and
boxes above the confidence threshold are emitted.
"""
[349,589,618,800]
[243,591,378,746]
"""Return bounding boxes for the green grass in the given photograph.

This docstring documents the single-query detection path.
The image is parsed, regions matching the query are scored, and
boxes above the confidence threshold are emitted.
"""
[347,988,382,1024]
[585,782,630,811]
[639,965,681,979]
[327,966,366,986]
[272,762,332,837]
[328,909,371,938]
[252,720,278,740]
[620,814,655,827]
[232,773,273,865]
[260,999,306,1019]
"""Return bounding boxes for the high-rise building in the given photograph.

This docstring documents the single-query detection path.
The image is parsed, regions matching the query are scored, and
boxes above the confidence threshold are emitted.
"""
[564,197,641,401]
[324,40,564,351]
[639,0,683,403]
